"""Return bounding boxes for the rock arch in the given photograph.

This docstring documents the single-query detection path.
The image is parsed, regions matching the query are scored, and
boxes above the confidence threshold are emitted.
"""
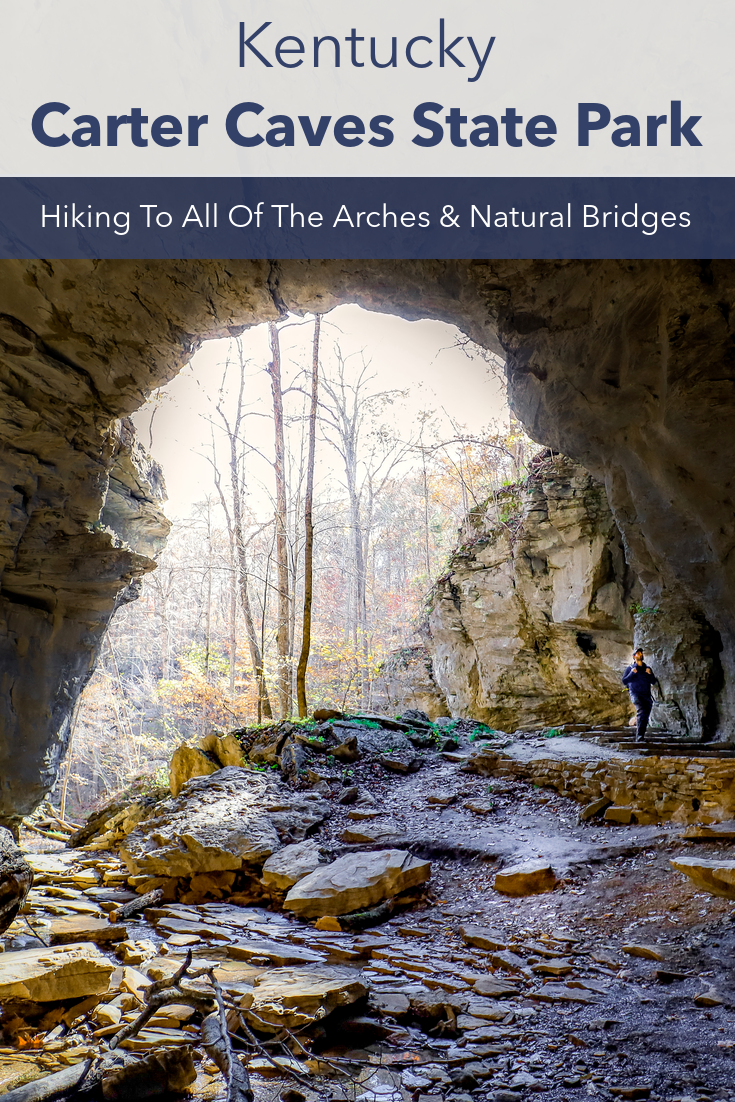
[0,258,733,821]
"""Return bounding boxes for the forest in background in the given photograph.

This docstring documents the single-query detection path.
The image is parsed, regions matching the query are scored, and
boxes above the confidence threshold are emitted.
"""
[58,313,537,817]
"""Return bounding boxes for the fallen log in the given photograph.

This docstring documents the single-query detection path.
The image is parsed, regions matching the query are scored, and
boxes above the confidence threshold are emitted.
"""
[202,972,253,1102]
[0,1048,197,1102]
[109,888,163,923]
[202,1011,253,1102]
[0,1058,93,1102]
[100,1047,197,1101]
[108,950,213,1051]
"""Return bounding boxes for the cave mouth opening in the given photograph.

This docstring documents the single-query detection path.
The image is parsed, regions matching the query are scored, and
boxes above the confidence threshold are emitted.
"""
[60,304,539,818]
[5,258,732,825]
[576,631,598,657]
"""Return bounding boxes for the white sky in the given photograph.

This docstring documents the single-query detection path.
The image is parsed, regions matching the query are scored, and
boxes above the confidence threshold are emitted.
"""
[132,304,509,519]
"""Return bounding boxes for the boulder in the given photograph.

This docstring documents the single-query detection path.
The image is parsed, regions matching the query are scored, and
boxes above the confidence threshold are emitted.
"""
[670,855,735,899]
[49,916,128,945]
[460,924,507,951]
[332,736,361,763]
[121,768,330,879]
[168,745,219,798]
[198,732,243,767]
[494,860,557,896]
[169,731,247,796]
[249,726,292,766]
[283,850,431,918]
[0,828,33,933]
[101,1046,197,1099]
[245,965,368,1030]
[398,709,432,726]
[340,821,400,845]
[0,942,115,1000]
[604,806,637,824]
[261,841,324,892]
[377,646,449,720]
[334,723,415,757]
[680,821,735,840]
[579,797,613,822]
[377,753,423,774]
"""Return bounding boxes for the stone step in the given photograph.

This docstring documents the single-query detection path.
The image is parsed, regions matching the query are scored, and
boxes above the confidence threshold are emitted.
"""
[607,739,735,758]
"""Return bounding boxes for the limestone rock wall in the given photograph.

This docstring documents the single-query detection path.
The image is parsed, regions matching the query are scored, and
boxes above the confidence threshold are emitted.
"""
[465,742,735,825]
[0,259,734,817]
[0,308,168,820]
[424,454,638,730]
[376,645,449,719]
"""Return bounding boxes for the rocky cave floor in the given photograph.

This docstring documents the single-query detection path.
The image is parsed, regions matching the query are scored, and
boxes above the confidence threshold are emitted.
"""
[3,737,735,1102]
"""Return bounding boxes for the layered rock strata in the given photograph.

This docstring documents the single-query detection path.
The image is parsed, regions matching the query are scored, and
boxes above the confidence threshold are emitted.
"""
[120,767,330,901]
[0,828,33,932]
[377,645,448,719]
[425,453,638,730]
[465,740,735,824]
[1,259,735,813]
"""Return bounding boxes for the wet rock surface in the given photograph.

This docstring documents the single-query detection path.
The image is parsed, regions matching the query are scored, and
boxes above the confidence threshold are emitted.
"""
[3,717,735,1100]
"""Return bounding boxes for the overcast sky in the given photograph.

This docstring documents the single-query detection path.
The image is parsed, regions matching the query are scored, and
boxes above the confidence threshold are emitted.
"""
[133,304,509,519]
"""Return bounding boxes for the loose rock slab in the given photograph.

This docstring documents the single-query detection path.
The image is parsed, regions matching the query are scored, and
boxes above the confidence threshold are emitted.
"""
[494,860,557,896]
[284,849,431,918]
[670,855,735,898]
[622,943,665,962]
[681,821,735,840]
[49,916,128,945]
[261,841,323,892]
[121,767,330,878]
[227,940,326,967]
[340,821,400,844]
[0,942,115,1001]
[460,924,507,951]
[529,983,596,1004]
[246,965,368,1030]
[168,745,220,797]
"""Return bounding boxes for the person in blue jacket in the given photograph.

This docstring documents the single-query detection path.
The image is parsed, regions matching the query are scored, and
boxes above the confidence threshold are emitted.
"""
[622,648,659,741]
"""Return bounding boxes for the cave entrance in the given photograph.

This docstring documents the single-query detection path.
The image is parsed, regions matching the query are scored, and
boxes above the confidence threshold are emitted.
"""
[65,305,538,816]
[2,258,734,822]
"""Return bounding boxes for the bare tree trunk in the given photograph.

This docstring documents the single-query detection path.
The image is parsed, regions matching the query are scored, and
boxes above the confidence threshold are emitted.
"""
[267,321,292,718]
[228,562,237,698]
[212,351,272,720]
[296,315,320,717]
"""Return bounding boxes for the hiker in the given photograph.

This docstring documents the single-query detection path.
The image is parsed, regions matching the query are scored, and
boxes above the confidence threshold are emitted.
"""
[622,648,658,741]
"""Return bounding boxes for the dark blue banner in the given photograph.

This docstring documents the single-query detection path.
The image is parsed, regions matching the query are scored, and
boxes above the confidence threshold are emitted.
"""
[0,176,729,259]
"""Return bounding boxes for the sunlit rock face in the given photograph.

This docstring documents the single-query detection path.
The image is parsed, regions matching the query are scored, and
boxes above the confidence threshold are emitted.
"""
[377,644,449,720]
[0,258,733,818]
[424,453,639,730]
